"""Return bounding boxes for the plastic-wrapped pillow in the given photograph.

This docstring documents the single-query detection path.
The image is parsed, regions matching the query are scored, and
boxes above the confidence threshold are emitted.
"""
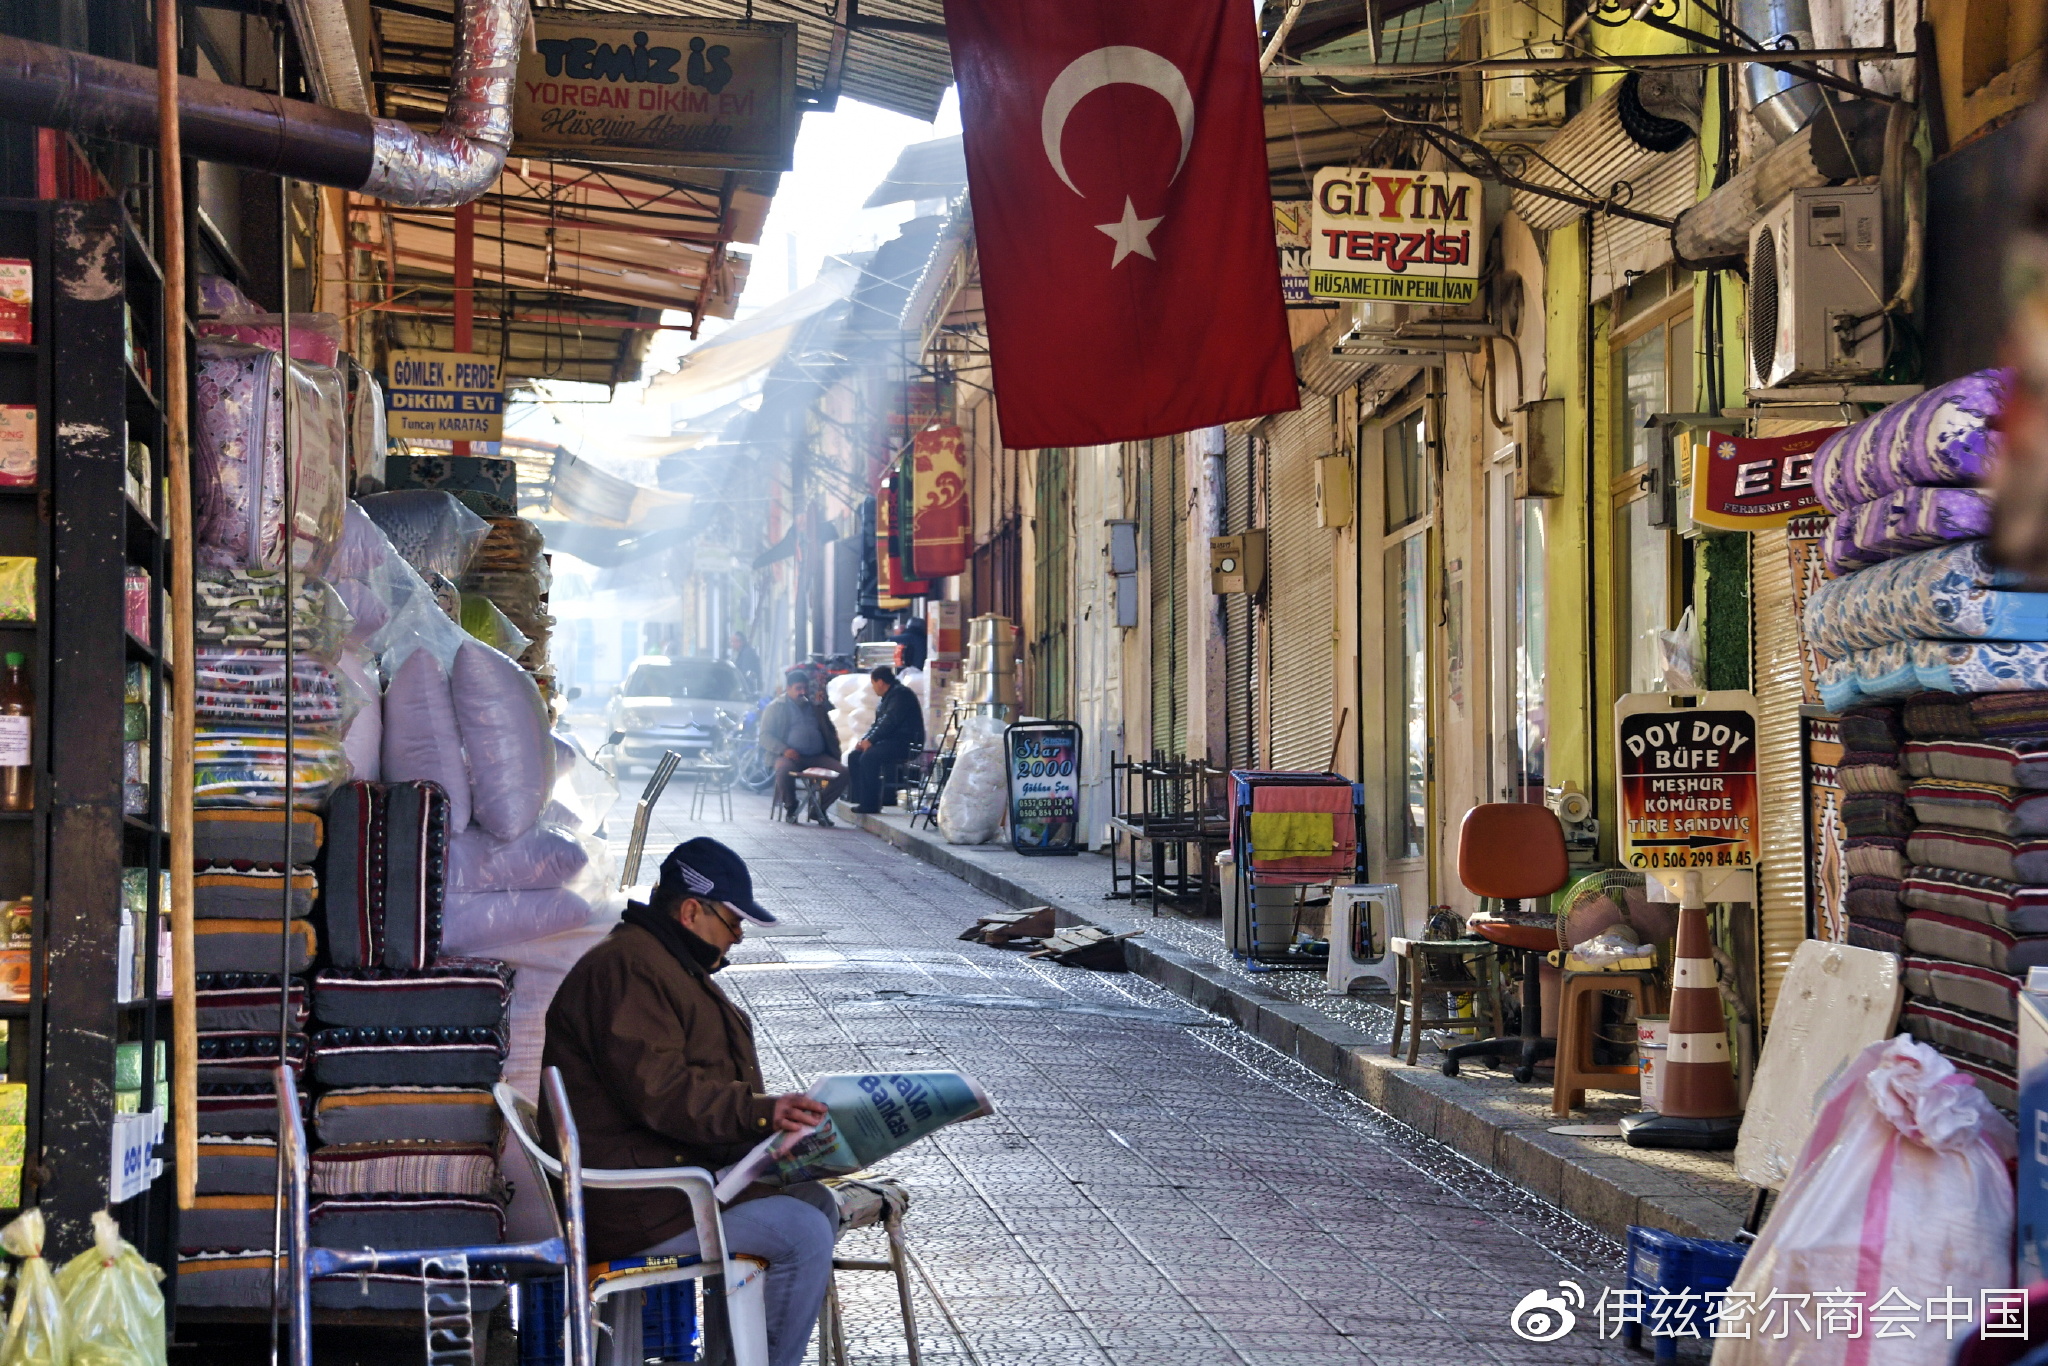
[447,824,588,893]
[196,313,343,367]
[381,649,471,830]
[335,649,382,782]
[450,641,549,840]
[440,887,590,954]
[359,491,490,583]
[459,594,530,658]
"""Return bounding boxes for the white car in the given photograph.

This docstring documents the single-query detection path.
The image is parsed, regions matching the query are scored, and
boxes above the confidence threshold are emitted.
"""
[604,655,748,775]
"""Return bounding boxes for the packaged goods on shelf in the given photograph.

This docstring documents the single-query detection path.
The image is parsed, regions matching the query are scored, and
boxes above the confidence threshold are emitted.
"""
[0,259,32,344]
[0,557,33,621]
[124,440,150,509]
[123,569,150,644]
[0,406,33,489]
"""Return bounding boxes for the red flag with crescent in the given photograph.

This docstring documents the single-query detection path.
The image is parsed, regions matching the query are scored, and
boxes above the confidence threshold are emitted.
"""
[943,0,1299,448]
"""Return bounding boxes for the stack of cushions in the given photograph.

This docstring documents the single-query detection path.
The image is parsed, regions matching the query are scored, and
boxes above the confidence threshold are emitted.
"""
[1804,370,2048,710]
[1882,692,2048,1111]
[461,516,554,691]
[1839,703,1912,954]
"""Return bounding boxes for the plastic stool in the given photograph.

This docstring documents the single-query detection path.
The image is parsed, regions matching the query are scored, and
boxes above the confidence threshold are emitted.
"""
[1552,968,1664,1117]
[1389,939,1503,1066]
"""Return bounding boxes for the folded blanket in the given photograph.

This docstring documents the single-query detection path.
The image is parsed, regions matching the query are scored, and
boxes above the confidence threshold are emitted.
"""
[1902,866,2048,934]
[1843,792,1914,839]
[1846,836,1908,879]
[1803,542,2046,662]
[1825,485,1996,575]
[1813,368,2009,509]
[1972,691,2048,737]
[1904,739,2048,788]
[1840,705,1906,753]
[1907,779,2048,835]
[1838,755,1906,794]
[1907,825,2048,882]
[1844,874,1903,921]
[1902,954,2023,1023]
[1847,921,1905,954]
[1905,693,1976,739]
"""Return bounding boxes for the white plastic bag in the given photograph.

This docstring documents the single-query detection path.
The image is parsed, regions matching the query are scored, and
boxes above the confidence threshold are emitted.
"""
[451,640,551,839]
[1656,606,1701,694]
[1712,1035,2015,1366]
[937,715,1009,845]
[441,886,592,953]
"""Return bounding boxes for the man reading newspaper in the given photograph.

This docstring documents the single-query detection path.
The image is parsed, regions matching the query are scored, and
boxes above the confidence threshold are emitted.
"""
[543,838,835,1366]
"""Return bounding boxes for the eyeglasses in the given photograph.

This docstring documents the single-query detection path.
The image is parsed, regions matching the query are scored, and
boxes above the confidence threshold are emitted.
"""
[710,901,746,937]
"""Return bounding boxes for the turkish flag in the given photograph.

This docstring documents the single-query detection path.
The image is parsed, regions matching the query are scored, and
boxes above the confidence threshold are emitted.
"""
[945,0,1299,448]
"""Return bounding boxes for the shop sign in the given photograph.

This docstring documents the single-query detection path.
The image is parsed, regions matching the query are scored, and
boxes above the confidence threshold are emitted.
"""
[1689,428,1841,530]
[515,14,798,172]
[1615,690,1761,903]
[909,425,968,580]
[1007,721,1082,856]
[385,351,504,442]
[1307,168,1483,305]
[1273,200,1311,304]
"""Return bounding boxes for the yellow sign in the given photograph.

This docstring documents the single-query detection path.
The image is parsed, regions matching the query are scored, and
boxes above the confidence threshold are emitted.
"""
[385,351,504,442]
[1307,167,1484,305]
[515,14,797,171]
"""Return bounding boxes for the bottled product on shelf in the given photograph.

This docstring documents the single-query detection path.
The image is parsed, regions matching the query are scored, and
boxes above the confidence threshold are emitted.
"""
[0,652,30,814]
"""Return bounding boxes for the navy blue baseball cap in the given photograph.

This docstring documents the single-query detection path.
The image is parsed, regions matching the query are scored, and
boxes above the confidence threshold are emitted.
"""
[658,837,777,925]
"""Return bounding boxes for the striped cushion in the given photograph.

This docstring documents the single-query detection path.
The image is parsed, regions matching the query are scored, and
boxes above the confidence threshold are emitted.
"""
[1905,739,2048,789]
[1846,837,1908,879]
[176,1250,509,1314]
[1839,759,1906,794]
[195,976,306,1033]
[1844,792,1914,839]
[197,1084,305,1136]
[180,1194,277,1251]
[1847,921,1905,955]
[195,865,317,919]
[310,1031,506,1089]
[196,1136,279,1196]
[311,959,512,1030]
[193,918,315,976]
[1907,779,2048,836]
[313,1087,500,1146]
[1903,910,2048,974]
[1902,867,2048,934]
[1907,826,2048,883]
[1901,1000,2019,1069]
[309,1141,500,1200]
[1952,1052,2018,1111]
[195,1031,307,1086]
[192,809,323,866]
[309,1196,503,1251]
[1903,955,2023,1024]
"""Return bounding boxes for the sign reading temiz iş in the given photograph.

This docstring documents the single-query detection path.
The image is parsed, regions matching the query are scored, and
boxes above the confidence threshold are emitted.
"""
[515,15,797,171]
[1308,168,1484,304]
[1689,428,1841,531]
[384,352,505,442]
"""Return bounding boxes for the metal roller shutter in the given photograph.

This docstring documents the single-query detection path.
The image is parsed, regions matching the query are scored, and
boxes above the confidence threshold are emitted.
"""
[1149,435,1187,757]
[1267,403,1335,770]
[1225,433,1255,770]
[1511,82,1684,233]
[1590,149,1701,300]
[1753,525,1804,1022]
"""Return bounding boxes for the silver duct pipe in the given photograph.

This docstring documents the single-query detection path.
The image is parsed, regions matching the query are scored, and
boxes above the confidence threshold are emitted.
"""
[0,0,523,208]
[1738,0,1827,145]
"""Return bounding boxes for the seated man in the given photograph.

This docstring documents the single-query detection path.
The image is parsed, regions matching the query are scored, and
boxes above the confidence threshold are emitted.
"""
[847,665,925,815]
[757,670,847,825]
[543,838,834,1366]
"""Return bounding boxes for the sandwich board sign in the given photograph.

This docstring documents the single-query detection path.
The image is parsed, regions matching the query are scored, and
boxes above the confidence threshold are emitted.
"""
[1615,691,1761,905]
[1006,721,1082,856]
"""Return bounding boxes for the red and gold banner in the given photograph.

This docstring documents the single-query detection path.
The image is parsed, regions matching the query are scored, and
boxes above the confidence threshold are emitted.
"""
[910,425,969,579]
[877,473,928,604]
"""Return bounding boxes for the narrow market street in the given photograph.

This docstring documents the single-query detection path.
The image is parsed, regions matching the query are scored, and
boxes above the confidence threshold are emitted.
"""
[624,784,1636,1366]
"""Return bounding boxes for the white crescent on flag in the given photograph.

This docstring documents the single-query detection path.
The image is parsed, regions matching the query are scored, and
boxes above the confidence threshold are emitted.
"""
[1039,45,1195,267]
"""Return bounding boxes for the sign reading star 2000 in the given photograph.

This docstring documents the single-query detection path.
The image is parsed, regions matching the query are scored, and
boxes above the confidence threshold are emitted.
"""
[514,14,797,171]
[1308,167,1484,305]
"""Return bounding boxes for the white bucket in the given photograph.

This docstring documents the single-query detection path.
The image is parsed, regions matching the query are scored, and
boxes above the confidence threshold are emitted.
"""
[1637,1013,1669,1112]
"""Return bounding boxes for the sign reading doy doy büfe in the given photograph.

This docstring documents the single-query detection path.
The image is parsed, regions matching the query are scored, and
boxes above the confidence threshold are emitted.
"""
[515,14,797,171]
[1689,428,1842,531]
[385,351,505,442]
[1308,167,1484,305]
[1616,691,1761,904]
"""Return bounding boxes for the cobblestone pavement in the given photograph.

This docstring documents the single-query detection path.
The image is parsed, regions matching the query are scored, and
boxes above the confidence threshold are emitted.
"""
[648,789,1651,1366]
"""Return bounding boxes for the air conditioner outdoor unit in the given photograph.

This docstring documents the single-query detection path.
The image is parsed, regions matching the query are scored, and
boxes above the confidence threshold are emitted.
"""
[1477,0,1566,139]
[1746,185,1885,390]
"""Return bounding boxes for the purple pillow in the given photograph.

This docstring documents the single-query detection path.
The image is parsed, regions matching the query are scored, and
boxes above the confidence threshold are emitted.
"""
[1823,486,1997,574]
[381,650,470,831]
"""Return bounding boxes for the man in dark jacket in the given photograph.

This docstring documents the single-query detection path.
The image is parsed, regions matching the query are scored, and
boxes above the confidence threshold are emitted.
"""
[756,671,847,824]
[846,665,924,814]
[542,838,834,1366]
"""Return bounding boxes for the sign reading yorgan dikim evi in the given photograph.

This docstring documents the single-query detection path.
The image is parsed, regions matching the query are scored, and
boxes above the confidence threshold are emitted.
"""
[514,14,798,171]
[1308,167,1484,305]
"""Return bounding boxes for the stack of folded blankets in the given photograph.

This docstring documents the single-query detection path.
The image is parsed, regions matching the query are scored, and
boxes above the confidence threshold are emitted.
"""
[1838,702,1913,956]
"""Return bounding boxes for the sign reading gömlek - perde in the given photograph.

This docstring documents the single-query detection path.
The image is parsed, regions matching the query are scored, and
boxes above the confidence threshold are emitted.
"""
[1308,167,1485,305]
[514,15,798,171]
[385,352,505,442]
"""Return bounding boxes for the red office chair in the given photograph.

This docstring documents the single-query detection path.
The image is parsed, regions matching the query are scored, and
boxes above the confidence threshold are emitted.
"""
[1443,803,1572,1082]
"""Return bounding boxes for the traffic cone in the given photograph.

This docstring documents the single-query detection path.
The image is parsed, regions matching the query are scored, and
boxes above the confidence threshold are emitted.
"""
[1620,874,1742,1149]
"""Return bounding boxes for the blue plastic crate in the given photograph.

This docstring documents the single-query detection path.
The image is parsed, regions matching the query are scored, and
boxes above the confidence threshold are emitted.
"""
[1625,1225,1747,1296]
[517,1278,698,1365]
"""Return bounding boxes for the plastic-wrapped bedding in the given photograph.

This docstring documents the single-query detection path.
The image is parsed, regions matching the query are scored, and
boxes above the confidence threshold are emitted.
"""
[1901,999,2020,1069]
[381,651,471,831]
[358,491,490,583]
[1802,541,2048,660]
[439,887,591,954]
[194,651,365,732]
[1908,825,2048,882]
[196,313,343,367]
[1825,485,1996,574]
[196,1136,279,1196]
[193,728,351,810]
[194,568,352,658]
[194,341,348,576]
[1820,640,2048,709]
[1812,367,2010,510]
[447,824,588,893]
[313,1086,500,1145]
[335,649,381,782]
[1903,866,2048,933]
[1902,954,2023,1023]
[1904,738,2048,788]
[451,640,552,839]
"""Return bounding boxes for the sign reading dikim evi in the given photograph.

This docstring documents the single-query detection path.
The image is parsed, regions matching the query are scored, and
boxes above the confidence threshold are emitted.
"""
[514,14,797,171]
[385,351,504,441]
[1308,167,1484,304]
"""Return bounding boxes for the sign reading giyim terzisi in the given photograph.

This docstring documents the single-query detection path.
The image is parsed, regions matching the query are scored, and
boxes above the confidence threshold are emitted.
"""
[1307,167,1484,305]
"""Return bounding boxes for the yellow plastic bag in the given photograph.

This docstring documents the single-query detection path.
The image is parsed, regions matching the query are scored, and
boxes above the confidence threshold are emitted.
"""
[0,1209,69,1366]
[58,1212,164,1366]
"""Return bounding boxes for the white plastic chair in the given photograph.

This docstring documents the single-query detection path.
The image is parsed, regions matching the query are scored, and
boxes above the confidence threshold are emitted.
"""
[495,1071,771,1366]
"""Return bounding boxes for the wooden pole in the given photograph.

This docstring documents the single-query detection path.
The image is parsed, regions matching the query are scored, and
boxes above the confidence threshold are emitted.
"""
[156,0,198,1210]
[452,200,472,457]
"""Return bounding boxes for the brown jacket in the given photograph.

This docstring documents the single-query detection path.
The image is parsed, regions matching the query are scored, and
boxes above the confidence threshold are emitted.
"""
[540,915,778,1262]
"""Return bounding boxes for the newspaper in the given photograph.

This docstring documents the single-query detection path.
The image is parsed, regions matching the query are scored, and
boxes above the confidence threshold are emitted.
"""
[713,1071,992,1203]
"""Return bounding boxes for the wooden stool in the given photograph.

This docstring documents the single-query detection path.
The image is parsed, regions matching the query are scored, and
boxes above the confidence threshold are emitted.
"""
[1552,968,1665,1117]
[1390,939,1504,1066]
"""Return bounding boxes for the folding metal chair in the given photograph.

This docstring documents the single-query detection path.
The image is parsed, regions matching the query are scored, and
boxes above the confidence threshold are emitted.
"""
[495,1076,772,1366]
[619,751,683,888]
[276,1064,593,1366]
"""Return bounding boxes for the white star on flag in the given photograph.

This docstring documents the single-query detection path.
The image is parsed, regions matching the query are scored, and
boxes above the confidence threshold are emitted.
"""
[1095,197,1164,267]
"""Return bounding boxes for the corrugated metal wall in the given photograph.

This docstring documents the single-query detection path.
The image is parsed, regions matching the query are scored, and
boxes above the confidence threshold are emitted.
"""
[1752,524,1804,1022]
[1590,149,1701,300]
[1267,404,1336,770]
[1148,435,1187,757]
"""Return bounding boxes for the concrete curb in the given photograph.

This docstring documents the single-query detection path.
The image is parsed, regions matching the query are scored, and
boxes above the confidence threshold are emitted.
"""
[853,810,1741,1244]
